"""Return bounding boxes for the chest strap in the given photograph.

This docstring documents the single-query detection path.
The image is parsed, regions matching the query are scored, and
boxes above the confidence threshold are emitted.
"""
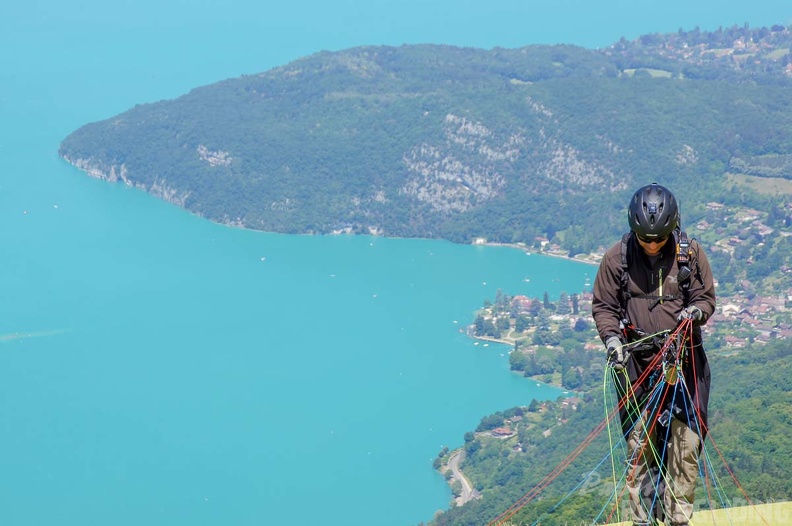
[619,229,696,318]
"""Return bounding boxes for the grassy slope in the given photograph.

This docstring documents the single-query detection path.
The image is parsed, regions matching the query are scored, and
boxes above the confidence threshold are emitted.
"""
[604,501,790,525]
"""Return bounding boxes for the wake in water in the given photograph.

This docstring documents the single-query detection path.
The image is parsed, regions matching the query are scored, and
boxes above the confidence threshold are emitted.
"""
[0,329,67,343]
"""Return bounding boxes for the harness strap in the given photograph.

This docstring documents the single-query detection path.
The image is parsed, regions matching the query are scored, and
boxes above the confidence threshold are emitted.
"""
[637,294,682,311]
[677,231,692,306]
[618,233,632,322]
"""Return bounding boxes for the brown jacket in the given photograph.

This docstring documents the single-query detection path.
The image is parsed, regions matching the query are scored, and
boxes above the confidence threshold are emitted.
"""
[592,231,716,437]
[592,232,716,344]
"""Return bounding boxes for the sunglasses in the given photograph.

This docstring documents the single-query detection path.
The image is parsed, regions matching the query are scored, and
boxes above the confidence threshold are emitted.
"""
[637,234,669,244]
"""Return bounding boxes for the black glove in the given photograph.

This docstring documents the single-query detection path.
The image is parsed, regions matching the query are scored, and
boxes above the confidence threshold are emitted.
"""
[677,305,703,323]
[605,336,625,371]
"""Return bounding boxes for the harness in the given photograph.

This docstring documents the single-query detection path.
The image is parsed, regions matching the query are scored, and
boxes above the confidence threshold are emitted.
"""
[618,229,701,342]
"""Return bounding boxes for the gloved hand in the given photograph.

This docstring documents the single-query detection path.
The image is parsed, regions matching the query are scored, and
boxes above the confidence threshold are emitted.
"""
[605,336,625,371]
[677,305,703,323]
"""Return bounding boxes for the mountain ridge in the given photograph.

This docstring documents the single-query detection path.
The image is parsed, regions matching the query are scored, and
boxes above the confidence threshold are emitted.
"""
[59,24,792,253]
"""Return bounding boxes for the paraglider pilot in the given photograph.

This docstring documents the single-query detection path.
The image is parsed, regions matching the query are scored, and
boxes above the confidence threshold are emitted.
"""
[592,183,716,526]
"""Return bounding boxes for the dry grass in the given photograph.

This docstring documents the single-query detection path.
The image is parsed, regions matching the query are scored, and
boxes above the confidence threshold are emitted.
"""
[765,48,790,60]
[725,172,792,195]
[605,501,790,525]
[622,68,674,78]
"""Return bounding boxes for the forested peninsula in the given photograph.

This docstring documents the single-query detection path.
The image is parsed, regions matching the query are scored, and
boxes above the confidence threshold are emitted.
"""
[60,24,792,256]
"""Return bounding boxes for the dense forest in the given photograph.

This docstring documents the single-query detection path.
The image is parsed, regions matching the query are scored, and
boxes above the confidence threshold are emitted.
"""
[59,24,792,254]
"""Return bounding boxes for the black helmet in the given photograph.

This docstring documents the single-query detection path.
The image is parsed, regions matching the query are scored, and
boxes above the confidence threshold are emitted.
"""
[627,183,679,239]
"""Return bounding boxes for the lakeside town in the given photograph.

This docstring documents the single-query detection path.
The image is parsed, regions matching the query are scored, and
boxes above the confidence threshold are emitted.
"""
[472,199,792,354]
[606,23,792,79]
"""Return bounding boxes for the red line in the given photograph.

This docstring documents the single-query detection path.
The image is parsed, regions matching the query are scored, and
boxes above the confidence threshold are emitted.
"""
[675,322,770,526]
[486,324,691,525]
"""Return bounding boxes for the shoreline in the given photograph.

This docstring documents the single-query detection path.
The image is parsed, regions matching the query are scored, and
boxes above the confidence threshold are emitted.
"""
[483,241,602,266]
[464,326,572,391]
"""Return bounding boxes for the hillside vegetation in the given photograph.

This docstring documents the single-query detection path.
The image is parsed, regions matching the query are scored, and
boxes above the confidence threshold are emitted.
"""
[60,24,792,255]
[425,335,791,525]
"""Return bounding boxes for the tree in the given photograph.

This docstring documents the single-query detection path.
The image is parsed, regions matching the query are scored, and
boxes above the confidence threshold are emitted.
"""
[510,350,530,371]
[474,314,499,338]
[533,327,552,346]
[557,292,571,314]
[562,367,583,389]
[474,314,486,334]
[537,309,551,329]
[495,288,509,309]
[476,413,504,432]
[533,352,555,373]
[734,243,751,261]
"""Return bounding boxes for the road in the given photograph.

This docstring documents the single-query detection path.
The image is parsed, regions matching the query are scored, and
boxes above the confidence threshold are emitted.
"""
[447,449,477,505]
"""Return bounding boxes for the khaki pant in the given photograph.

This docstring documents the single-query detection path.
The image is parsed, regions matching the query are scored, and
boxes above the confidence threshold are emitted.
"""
[626,416,700,525]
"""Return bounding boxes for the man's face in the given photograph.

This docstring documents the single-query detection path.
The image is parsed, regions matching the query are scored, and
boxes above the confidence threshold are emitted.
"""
[637,234,669,256]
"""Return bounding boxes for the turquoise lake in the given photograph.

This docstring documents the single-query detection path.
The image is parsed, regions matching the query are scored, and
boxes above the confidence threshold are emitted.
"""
[1,1,788,524]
